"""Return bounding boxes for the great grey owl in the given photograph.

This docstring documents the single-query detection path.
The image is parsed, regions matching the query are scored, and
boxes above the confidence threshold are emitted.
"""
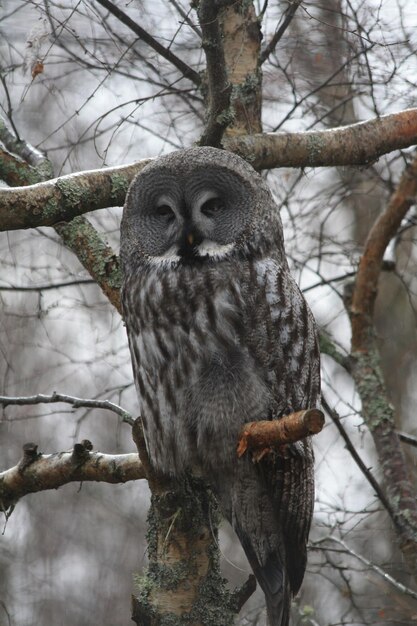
[120,147,320,626]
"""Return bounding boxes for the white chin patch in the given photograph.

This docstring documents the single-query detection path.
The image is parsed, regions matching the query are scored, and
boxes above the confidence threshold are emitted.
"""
[147,246,181,267]
[196,240,235,258]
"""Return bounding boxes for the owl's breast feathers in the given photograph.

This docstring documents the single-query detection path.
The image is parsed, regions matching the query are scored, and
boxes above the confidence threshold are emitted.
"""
[122,256,319,474]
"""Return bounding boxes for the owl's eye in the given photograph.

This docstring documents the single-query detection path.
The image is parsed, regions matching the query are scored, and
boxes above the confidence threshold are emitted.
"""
[201,197,225,217]
[155,204,175,221]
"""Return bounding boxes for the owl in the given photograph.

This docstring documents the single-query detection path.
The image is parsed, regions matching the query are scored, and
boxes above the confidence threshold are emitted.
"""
[120,147,320,626]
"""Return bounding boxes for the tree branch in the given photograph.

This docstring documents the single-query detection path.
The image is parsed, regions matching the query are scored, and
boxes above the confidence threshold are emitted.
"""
[226,108,417,169]
[0,159,151,231]
[0,440,144,513]
[321,396,396,521]
[260,0,303,64]
[95,0,201,86]
[54,217,122,313]
[351,150,417,348]
[3,108,417,232]
[346,151,417,573]
[0,392,133,425]
[197,0,233,147]
[0,116,53,179]
[237,408,324,459]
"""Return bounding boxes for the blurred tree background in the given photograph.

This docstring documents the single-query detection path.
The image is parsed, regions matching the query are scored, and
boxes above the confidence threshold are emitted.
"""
[1,1,417,624]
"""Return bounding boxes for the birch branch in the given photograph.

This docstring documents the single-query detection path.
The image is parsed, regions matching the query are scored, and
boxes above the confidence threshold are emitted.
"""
[0,441,144,513]
[2,109,417,231]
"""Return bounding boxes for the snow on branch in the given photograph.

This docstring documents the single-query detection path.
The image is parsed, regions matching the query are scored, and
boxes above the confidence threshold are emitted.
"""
[0,440,144,514]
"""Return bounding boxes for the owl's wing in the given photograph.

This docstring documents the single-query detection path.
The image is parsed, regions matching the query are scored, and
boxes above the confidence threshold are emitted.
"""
[246,258,320,595]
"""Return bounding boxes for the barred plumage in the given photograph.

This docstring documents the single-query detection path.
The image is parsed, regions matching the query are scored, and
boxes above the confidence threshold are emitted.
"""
[121,147,320,626]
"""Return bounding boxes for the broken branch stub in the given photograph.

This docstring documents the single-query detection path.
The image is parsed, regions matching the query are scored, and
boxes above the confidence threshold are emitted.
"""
[237,409,325,458]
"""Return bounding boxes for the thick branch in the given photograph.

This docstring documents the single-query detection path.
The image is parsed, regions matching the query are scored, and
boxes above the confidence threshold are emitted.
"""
[0,160,151,231]
[0,117,53,179]
[0,441,144,512]
[351,151,417,348]
[3,109,417,232]
[237,409,324,458]
[347,151,417,573]
[95,0,201,86]
[197,0,233,147]
[54,217,122,313]
[226,108,417,169]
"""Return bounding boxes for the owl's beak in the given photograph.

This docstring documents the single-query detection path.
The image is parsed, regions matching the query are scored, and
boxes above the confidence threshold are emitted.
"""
[186,232,194,246]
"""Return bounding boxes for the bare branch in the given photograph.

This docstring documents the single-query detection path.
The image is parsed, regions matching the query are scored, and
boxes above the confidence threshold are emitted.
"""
[0,441,143,513]
[95,0,201,86]
[398,432,417,448]
[226,108,417,169]
[237,408,324,458]
[313,536,417,601]
[0,392,133,425]
[0,278,95,291]
[260,0,303,64]
[321,396,396,521]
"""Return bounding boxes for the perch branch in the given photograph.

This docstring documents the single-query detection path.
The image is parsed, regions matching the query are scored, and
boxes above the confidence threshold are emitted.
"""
[0,440,144,513]
[226,107,417,169]
[0,159,151,231]
[3,109,417,231]
[237,408,324,458]
[0,392,133,425]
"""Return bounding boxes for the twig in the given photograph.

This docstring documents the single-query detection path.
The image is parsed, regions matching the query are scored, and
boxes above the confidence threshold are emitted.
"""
[312,535,417,601]
[321,396,396,522]
[95,0,201,86]
[398,431,417,448]
[0,440,144,513]
[0,392,133,425]
[0,278,95,291]
[231,574,257,612]
[260,0,303,64]
[237,408,324,458]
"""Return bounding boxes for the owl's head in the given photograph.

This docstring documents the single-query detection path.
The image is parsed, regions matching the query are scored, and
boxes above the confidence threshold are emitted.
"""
[121,147,284,268]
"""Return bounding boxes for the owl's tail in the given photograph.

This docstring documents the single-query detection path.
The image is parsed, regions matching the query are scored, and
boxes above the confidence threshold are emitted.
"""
[238,533,291,626]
